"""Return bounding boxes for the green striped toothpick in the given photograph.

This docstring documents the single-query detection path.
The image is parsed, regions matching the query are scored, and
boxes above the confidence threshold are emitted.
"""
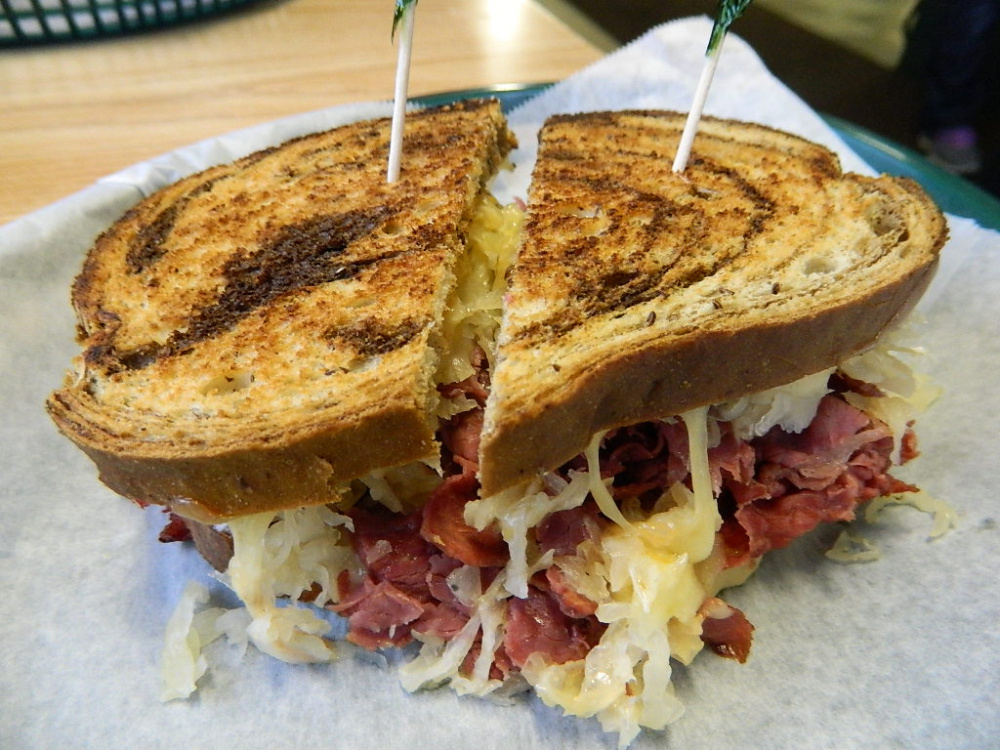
[672,0,754,172]
[388,0,418,183]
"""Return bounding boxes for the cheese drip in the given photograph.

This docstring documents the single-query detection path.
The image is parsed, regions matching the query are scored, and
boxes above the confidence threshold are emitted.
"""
[515,408,723,748]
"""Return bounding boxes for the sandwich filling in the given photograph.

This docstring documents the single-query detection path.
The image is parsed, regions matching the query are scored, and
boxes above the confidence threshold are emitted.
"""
[158,189,940,745]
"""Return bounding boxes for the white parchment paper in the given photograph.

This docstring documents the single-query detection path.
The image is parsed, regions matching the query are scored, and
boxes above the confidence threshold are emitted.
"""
[2,17,998,750]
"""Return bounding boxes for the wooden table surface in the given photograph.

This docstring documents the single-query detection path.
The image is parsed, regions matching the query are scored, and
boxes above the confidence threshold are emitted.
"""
[0,0,604,227]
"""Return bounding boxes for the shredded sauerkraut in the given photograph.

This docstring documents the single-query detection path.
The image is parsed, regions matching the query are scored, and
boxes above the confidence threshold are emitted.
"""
[225,506,358,663]
[400,569,513,696]
[865,489,958,539]
[827,490,956,564]
[714,368,833,440]
[465,469,591,599]
[160,312,943,748]
[839,326,942,463]
[434,194,523,418]
[160,582,222,701]
[463,408,721,747]
[825,529,883,563]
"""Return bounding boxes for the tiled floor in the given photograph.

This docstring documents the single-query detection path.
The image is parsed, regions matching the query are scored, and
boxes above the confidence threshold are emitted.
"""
[558,0,1000,198]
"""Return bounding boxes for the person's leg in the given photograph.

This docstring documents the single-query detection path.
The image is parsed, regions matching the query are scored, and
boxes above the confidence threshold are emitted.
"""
[916,0,1000,173]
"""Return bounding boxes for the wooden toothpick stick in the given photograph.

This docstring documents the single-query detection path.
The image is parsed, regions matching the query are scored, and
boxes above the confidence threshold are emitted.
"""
[672,43,723,173]
[672,0,754,173]
[387,0,417,184]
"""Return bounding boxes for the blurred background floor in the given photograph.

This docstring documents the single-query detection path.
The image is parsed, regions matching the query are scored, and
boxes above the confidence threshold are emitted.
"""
[545,0,1000,199]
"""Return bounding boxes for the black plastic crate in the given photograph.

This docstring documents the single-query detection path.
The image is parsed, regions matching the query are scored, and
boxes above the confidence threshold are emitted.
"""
[1,0,264,45]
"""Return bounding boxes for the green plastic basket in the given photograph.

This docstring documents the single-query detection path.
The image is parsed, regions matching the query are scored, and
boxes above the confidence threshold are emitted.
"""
[1,0,264,46]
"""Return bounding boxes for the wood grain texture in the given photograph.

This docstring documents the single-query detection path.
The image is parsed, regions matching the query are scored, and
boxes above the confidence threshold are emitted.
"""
[0,0,601,226]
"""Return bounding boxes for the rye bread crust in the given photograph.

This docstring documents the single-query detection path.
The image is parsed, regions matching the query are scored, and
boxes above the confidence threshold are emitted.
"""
[48,99,515,522]
[478,111,947,496]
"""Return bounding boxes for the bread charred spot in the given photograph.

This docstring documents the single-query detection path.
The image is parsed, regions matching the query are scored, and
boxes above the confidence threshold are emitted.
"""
[324,318,425,359]
[125,176,227,274]
[125,202,183,273]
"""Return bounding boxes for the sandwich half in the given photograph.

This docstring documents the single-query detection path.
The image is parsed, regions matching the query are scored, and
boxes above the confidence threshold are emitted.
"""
[457,111,946,740]
[480,111,945,495]
[47,105,947,744]
[47,98,516,523]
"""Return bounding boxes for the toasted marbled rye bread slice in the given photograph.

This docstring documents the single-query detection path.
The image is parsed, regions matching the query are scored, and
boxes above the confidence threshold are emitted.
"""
[48,99,515,522]
[478,110,947,496]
